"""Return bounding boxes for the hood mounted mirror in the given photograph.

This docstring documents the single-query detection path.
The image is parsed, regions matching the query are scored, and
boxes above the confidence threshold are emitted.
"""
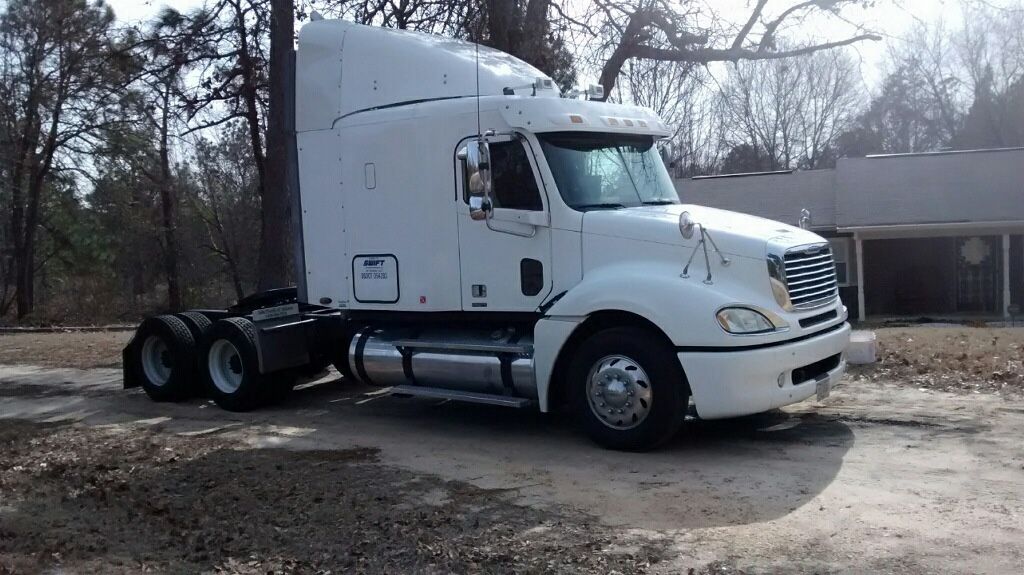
[798,208,812,230]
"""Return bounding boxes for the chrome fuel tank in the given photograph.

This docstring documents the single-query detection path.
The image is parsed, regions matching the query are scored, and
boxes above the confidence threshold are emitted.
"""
[347,327,536,398]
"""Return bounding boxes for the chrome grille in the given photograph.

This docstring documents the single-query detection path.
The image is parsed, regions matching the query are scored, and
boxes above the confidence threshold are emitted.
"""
[783,244,839,310]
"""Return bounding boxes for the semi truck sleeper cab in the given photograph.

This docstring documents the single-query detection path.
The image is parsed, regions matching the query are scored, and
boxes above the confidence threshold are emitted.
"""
[123,18,850,451]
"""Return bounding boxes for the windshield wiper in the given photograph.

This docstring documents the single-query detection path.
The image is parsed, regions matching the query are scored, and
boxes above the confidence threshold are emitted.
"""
[641,199,679,206]
[575,203,627,210]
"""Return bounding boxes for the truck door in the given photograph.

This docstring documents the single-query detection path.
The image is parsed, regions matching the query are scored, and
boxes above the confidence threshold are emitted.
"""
[455,135,552,312]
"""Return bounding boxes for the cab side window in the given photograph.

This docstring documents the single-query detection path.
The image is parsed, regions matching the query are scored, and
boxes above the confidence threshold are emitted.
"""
[463,140,543,211]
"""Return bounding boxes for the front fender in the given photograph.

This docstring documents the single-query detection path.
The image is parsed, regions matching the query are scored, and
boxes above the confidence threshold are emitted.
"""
[535,258,795,412]
[544,260,767,348]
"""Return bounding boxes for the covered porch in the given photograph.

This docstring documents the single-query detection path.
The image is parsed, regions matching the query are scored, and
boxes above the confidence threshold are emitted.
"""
[844,221,1024,322]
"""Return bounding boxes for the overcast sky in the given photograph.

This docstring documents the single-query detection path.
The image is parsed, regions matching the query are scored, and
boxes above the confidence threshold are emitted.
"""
[103,0,971,89]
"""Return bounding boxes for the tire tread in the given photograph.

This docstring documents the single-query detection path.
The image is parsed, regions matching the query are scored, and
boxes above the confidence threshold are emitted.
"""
[134,314,196,402]
[203,316,271,412]
[177,311,213,341]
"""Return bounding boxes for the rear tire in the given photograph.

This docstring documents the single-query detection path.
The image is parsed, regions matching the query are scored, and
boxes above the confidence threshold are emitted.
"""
[176,311,214,396]
[568,327,688,451]
[202,317,271,412]
[131,315,197,402]
[176,311,213,344]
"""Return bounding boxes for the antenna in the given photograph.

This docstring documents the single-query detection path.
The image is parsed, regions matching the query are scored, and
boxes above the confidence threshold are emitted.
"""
[475,41,481,135]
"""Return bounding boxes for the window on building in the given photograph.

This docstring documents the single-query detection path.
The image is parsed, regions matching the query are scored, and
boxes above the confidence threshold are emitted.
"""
[462,140,543,211]
[829,238,851,286]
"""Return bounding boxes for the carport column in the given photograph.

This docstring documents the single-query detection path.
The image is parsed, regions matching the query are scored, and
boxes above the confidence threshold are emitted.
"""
[1004,234,1012,318]
[855,234,865,322]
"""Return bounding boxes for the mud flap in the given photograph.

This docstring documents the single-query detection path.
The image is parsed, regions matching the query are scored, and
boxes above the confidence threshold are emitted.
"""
[122,334,141,389]
[253,305,312,374]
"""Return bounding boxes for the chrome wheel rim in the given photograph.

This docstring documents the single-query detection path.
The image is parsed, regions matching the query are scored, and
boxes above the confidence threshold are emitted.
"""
[586,354,653,430]
[141,335,173,386]
[208,339,244,394]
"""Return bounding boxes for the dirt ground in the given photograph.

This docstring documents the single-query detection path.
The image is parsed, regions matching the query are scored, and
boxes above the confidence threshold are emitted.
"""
[0,330,130,369]
[0,420,665,574]
[1,327,1023,574]
[848,327,1024,395]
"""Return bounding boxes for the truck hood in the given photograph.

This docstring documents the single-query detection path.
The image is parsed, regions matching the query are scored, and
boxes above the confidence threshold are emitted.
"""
[581,204,822,258]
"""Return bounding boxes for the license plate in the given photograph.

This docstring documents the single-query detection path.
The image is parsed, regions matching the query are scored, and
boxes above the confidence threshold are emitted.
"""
[816,378,832,400]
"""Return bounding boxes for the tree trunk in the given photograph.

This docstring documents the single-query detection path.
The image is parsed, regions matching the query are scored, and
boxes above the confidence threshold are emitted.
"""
[16,107,60,319]
[18,159,46,319]
[521,0,550,65]
[485,0,517,54]
[257,0,295,292]
[597,12,650,101]
[9,114,34,320]
[10,173,26,318]
[227,254,245,301]
[157,85,182,311]
[8,63,42,320]
[12,39,68,320]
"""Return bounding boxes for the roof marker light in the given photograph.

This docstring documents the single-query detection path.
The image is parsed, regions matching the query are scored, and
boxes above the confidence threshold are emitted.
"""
[570,114,585,124]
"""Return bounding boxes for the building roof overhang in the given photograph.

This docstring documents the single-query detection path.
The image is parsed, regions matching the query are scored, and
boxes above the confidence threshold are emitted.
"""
[839,219,1024,239]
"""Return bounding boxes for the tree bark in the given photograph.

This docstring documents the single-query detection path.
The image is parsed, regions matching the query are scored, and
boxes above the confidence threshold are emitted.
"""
[484,0,517,54]
[16,82,64,319]
[257,0,295,292]
[521,0,550,65]
[157,83,182,311]
[597,10,650,101]
[9,90,39,320]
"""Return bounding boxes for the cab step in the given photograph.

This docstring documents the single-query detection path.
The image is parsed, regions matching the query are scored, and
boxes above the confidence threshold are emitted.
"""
[389,385,533,408]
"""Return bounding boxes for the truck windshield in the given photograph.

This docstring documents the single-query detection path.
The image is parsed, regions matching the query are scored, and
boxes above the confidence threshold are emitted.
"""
[537,132,679,211]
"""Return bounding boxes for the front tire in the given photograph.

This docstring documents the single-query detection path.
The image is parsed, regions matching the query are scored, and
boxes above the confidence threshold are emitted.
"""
[568,327,688,451]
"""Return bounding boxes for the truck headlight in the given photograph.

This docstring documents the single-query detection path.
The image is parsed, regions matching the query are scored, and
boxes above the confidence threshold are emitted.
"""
[716,307,776,334]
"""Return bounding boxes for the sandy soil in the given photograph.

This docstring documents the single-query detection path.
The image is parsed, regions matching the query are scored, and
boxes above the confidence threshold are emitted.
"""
[1,359,1023,574]
[0,331,131,369]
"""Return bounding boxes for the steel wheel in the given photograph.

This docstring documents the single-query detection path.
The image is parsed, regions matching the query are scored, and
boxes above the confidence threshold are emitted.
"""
[586,354,653,430]
[202,317,269,412]
[208,339,244,394]
[141,335,173,387]
[128,314,197,402]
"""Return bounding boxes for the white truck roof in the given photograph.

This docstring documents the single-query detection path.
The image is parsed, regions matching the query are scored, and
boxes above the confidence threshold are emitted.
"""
[297,19,557,132]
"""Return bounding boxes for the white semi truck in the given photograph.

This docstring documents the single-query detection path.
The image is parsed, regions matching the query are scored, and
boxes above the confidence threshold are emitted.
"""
[123,18,851,450]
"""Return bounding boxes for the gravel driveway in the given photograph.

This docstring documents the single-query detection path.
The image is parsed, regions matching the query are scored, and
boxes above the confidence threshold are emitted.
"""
[1,360,1023,574]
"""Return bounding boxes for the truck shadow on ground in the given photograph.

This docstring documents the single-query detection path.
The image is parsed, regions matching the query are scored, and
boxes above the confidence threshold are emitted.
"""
[272,377,856,530]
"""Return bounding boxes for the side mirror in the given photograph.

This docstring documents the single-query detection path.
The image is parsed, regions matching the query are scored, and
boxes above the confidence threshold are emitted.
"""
[463,138,493,221]
[469,195,492,220]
